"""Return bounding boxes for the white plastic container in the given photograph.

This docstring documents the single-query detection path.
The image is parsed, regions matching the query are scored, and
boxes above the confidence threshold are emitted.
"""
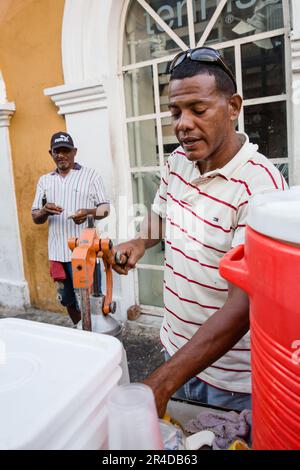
[247,186,300,244]
[0,318,123,450]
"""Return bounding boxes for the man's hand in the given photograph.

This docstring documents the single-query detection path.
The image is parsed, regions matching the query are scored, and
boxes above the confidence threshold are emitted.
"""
[41,202,63,216]
[43,203,63,216]
[32,203,63,224]
[112,239,146,275]
[143,369,173,418]
[71,209,89,225]
[111,211,163,274]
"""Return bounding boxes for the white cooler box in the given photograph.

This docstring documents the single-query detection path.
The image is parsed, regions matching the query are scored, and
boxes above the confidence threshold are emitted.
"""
[0,318,123,450]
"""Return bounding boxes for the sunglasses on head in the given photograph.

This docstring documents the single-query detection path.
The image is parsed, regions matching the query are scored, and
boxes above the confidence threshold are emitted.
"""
[169,47,237,93]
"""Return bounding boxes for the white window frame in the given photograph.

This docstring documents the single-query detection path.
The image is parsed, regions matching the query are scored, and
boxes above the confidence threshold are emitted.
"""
[120,0,291,315]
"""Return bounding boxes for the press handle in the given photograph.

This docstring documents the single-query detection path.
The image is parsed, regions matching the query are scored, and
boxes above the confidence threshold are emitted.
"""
[87,215,95,228]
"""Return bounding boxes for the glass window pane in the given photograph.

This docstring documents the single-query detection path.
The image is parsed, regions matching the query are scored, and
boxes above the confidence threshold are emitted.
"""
[123,0,181,66]
[131,171,161,212]
[139,242,165,266]
[275,163,289,185]
[194,0,219,45]
[220,46,236,80]
[205,0,284,45]
[127,120,159,167]
[138,268,164,307]
[158,61,171,113]
[124,66,155,117]
[244,101,287,159]
[241,35,285,100]
[148,0,189,45]
[162,116,178,163]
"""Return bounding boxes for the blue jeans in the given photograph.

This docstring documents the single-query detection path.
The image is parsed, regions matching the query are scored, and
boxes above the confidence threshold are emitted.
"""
[165,352,251,411]
[57,262,102,309]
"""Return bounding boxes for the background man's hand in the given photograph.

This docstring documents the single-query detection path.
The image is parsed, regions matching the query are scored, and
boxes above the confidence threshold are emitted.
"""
[71,209,89,225]
[112,239,146,275]
[42,203,63,216]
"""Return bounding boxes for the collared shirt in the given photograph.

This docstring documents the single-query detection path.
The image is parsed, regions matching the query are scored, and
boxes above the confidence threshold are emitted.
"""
[153,133,287,394]
[32,163,109,262]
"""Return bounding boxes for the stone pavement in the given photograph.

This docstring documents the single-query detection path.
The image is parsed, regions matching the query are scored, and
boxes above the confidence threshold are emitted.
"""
[0,306,164,382]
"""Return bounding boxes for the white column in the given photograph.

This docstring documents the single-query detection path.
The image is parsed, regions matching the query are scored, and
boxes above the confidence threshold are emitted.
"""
[44,0,136,321]
[290,0,300,185]
[0,102,30,309]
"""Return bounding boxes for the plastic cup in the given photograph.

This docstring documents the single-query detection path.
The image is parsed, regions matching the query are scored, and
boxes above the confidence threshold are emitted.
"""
[107,383,163,450]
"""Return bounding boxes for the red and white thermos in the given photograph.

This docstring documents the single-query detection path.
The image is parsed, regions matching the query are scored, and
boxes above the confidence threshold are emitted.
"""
[220,188,300,450]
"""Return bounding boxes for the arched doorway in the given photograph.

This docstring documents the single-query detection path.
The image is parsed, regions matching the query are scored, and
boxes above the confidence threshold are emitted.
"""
[121,0,291,313]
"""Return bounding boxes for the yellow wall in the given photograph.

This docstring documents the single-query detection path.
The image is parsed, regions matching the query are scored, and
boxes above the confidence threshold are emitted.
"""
[0,0,66,311]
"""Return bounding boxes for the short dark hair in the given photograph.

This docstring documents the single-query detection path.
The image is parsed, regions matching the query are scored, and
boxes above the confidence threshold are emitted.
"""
[170,58,236,97]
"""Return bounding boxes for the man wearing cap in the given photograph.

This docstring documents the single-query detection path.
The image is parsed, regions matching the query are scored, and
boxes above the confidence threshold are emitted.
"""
[113,47,287,415]
[32,132,110,324]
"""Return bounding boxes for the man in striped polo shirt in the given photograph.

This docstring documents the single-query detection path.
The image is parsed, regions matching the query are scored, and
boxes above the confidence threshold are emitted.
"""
[114,47,287,417]
[32,132,109,324]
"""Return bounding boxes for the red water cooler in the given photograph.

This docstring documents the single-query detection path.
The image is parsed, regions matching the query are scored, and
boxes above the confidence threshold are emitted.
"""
[220,189,300,450]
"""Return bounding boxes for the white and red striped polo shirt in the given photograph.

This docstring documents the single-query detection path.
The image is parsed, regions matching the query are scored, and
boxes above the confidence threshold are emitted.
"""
[32,163,109,262]
[153,133,287,394]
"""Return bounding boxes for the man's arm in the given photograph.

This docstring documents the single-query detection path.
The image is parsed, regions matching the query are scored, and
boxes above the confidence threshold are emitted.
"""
[31,203,63,225]
[112,210,164,274]
[143,283,249,417]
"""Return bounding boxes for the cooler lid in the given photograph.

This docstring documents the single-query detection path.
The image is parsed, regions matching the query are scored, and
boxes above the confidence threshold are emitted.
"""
[0,318,122,450]
[247,187,300,244]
